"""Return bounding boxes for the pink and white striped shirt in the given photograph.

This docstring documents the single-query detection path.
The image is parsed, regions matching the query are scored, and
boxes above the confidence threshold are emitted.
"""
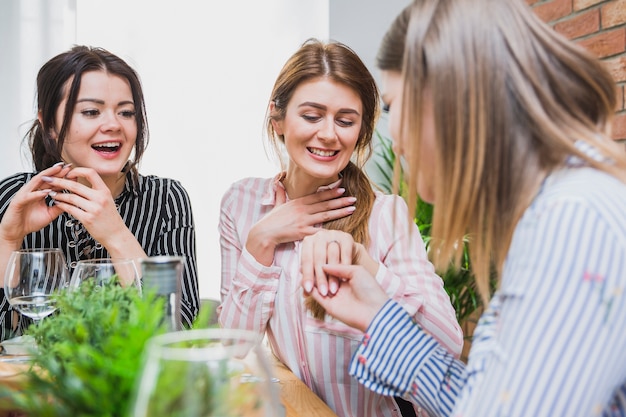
[218,175,463,417]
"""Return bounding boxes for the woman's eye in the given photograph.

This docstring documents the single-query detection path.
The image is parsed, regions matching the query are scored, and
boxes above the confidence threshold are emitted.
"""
[382,103,390,113]
[81,109,100,117]
[120,110,136,118]
[337,119,354,127]
[302,114,320,122]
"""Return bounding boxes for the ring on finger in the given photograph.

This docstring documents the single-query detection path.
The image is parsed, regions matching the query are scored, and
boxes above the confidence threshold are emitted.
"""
[327,240,340,247]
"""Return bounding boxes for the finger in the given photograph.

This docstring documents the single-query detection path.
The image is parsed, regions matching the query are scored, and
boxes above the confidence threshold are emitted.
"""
[310,205,356,225]
[300,238,315,293]
[300,187,346,206]
[321,264,357,281]
[313,238,329,296]
[326,240,341,294]
[64,167,106,189]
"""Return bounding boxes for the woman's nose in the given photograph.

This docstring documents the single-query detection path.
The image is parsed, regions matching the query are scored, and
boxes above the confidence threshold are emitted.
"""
[100,110,122,131]
[318,118,337,141]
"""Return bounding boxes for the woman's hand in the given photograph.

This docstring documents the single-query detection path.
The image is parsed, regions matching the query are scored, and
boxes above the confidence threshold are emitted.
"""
[43,167,146,260]
[0,163,71,247]
[300,229,378,297]
[306,264,390,332]
[246,186,357,266]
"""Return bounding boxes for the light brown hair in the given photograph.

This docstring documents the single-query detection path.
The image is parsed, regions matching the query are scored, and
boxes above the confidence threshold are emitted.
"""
[393,0,626,303]
[267,38,380,317]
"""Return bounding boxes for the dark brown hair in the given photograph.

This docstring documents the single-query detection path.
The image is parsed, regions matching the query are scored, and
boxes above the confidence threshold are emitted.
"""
[27,45,148,176]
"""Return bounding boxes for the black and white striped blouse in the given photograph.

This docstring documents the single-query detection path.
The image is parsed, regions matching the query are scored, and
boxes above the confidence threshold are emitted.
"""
[0,171,200,340]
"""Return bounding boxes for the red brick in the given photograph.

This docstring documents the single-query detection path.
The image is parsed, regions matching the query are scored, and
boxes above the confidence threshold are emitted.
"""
[533,0,574,22]
[617,84,625,110]
[611,110,626,140]
[601,0,626,28]
[577,27,626,57]
[574,0,605,11]
[555,9,600,39]
[604,55,626,81]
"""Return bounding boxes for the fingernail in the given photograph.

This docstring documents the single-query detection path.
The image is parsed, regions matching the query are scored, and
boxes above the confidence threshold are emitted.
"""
[53,161,64,167]
[48,191,58,198]
[63,163,72,169]
[346,206,356,212]
[304,281,313,293]
[319,284,328,296]
[41,176,53,183]
[329,281,338,294]
[347,197,357,203]
[337,188,346,194]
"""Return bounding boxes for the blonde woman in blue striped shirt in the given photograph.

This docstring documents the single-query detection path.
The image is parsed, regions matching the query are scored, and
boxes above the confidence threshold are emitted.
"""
[302,0,626,415]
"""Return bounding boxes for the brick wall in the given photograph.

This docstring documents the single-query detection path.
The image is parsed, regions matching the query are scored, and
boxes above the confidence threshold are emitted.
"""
[527,0,626,141]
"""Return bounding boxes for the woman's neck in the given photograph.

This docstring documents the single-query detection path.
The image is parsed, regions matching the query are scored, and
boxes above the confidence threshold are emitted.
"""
[282,169,339,199]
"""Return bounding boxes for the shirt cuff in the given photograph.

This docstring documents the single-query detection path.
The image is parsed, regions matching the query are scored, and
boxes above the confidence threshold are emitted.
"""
[349,299,439,397]
[238,247,282,292]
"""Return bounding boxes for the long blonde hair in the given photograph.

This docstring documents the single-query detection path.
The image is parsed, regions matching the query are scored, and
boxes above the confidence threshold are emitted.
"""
[401,0,626,304]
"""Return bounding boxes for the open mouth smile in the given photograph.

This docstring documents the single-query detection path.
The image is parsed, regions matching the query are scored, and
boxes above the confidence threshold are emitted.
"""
[92,142,121,153]
[308,147,338,157]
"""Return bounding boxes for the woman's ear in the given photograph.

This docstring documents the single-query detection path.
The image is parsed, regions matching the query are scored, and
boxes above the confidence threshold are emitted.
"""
[269,101,284,136]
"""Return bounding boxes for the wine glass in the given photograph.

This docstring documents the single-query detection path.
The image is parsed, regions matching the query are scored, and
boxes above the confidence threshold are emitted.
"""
[129,328,283,417]
[69,258,141,291]
[3,248,69,324]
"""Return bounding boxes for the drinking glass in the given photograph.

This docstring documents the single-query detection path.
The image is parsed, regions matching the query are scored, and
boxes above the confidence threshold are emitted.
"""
[129,328,283,417]
[3,248,69,324]
[69,258,141,291]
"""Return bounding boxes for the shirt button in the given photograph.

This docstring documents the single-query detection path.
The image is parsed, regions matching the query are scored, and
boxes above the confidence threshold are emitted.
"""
[65,220,74,227]
[70,261,77,268]
[68,241,76,248]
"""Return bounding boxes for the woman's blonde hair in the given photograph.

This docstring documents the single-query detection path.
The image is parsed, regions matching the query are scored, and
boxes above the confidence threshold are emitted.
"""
[400,0,626,304]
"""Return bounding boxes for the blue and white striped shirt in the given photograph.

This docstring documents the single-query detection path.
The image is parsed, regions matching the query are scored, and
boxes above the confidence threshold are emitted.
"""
[350,166,626,416]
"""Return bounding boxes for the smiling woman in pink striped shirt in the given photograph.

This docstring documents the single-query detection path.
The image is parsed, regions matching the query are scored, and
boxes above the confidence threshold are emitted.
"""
[218,38,463,417]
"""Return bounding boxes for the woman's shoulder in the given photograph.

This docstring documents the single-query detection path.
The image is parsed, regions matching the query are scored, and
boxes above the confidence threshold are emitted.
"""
[220,177,273,209]
[135,174,189,194]
[0,172,35,193]
[371,190,410,215]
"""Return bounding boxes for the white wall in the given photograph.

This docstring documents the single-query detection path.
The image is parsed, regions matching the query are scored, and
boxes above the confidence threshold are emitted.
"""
[1,0,328,301]
[1,0,410,301]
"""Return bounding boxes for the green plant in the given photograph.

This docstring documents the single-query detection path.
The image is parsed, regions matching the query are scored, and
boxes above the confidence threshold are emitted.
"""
[0,279,216,416]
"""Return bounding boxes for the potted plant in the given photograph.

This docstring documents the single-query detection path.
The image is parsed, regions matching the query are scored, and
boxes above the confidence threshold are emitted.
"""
[0,279,215,416]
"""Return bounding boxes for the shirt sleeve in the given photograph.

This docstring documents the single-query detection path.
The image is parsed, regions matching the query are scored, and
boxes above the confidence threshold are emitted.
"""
[160,180,199,328]
[349,300,465,417]
[373,195,463,356]
[217,184,280,336]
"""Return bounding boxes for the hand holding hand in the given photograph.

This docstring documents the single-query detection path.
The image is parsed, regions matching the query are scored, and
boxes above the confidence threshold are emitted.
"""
[306,264,389,332]
[300,229,358,296]
[246,185,357,266]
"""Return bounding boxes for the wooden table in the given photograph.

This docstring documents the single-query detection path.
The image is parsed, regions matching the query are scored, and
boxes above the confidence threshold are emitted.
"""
[0,356,339,417]
[271,356,339,417]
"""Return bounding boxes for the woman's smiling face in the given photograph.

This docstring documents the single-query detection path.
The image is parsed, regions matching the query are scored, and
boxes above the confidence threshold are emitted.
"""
[55,70,137,181]
[272,77,363,191]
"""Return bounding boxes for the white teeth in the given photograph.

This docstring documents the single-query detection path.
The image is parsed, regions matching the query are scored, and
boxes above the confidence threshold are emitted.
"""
[95,142,120,148]
[309,148,336,157]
